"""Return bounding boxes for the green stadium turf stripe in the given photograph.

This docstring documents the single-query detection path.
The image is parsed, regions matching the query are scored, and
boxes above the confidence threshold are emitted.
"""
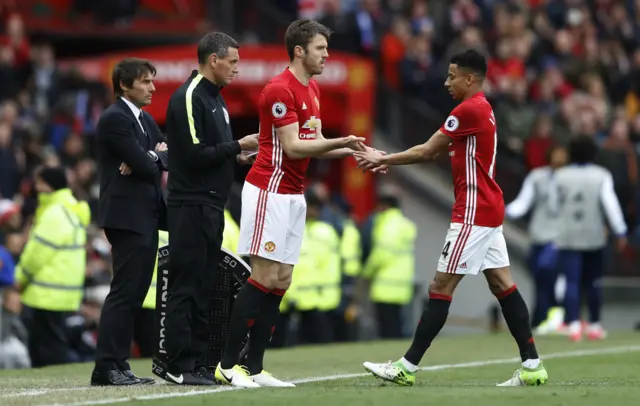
[8,344,640,406]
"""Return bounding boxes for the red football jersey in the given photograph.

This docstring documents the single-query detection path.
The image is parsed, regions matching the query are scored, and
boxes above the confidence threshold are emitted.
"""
[439,92,504,227]
[245,69,321,194]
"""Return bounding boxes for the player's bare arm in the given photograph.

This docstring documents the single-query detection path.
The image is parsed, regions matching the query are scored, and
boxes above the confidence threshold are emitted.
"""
[309,121,389,172]
[318,147,357,159]
[313,120,366,158]
[354,130,449,166]
[276,122,364,159]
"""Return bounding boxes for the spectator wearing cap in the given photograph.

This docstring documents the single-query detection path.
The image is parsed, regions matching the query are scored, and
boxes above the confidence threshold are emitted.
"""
[0,199,21,238]
[12,166,91,367]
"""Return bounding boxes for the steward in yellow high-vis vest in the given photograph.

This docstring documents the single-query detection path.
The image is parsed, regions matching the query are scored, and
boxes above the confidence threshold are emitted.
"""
[275,192,340,346]
[341,218,362,279]
[318,196,362,343]
[336,213,361,342]
[14,167,90,367]
[358,194,416,339]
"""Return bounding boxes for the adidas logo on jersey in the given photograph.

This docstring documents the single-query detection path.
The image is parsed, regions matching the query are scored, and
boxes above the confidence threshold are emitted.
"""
[459,262,467,269]
[302,102,307,110]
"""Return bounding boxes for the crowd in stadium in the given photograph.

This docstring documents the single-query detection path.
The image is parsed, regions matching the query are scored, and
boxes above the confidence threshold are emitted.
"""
[289,0,640,232]
[1,0,640,368]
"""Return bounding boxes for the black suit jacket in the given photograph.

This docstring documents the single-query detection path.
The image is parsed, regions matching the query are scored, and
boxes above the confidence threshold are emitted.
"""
[96,98,168,235]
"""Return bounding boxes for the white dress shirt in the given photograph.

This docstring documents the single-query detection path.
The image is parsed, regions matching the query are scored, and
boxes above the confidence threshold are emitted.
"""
[120,96,146,134]
[120,96,159,161]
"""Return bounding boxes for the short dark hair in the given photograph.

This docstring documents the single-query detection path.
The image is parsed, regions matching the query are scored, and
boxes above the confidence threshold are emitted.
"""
[450,49,488,78]
[111,58,156,96]
[285,19,332,61]
[197,32,239,64]
[545,144,565,164]
[304,189,324,209]
[569,135,598,164]
[378,193,400,209]
[36,165,68,191]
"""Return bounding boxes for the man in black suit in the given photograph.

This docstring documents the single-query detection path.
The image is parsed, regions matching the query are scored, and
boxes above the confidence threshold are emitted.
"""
[91,58,168,386]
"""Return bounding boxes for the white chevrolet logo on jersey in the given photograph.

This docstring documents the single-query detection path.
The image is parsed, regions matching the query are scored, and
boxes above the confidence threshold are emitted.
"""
[302,102,307,110]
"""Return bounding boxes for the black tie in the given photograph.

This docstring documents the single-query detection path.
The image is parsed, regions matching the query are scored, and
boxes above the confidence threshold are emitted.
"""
[138,112,148,136]
[138,112,151,150]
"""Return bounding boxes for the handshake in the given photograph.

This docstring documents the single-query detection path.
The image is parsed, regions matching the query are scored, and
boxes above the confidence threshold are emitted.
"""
[341,135,388,174]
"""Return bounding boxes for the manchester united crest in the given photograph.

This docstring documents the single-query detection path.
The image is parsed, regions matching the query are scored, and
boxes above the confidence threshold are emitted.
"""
[265,241,276,252]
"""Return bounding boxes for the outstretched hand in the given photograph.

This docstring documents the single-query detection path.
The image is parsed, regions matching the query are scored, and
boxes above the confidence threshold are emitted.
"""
[353,144,388,174]
[343,135,367,150]
[353,148,384,166]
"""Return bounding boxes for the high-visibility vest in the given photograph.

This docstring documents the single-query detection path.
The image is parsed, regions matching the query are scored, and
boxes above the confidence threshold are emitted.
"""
[142,231,169,309]
[341,219,362,278]
[281,219,341,312]
[15,189,90,311]
[222,209,240,254]
[362,208,416,305]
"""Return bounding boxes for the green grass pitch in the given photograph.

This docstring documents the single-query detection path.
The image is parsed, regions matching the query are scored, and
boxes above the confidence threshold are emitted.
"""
[1,332,639,406]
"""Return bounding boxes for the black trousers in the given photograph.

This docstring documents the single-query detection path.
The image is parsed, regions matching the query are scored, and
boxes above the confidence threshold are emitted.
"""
[134,308,156,357]
[94,228,158,372]
[165,203,224,373]
[272,310,333,347]
[28,309,70,367]
[375,302,404,339]
[330,309,358,342]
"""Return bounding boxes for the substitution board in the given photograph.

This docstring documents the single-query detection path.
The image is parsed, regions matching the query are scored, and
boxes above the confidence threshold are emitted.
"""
[152,246,251,381]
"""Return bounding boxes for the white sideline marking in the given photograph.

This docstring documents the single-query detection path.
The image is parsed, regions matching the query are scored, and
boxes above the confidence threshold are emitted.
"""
[5,345,638,406]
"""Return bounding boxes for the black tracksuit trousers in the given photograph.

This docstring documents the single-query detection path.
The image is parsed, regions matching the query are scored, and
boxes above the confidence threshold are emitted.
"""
[164,203,224,374]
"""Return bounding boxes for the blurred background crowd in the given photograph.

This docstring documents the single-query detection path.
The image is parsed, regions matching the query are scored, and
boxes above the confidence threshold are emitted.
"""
[1,0,640,369]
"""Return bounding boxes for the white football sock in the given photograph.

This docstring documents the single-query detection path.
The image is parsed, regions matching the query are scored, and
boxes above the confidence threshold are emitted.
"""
[399,357,418,373]
[588,322,602,331]
[522,358,541,369]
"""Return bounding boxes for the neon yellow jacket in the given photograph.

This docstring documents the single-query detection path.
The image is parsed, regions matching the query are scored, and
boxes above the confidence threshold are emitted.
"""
[341,219,362,277]
[362,208,416,305]
[281,219,341,312]
[142,231,169,309]
[222,209,240,254]
[15,189,91,311]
